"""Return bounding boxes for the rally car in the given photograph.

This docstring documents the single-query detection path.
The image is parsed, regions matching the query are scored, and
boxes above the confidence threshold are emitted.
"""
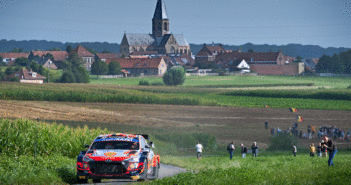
[76,133,160,183]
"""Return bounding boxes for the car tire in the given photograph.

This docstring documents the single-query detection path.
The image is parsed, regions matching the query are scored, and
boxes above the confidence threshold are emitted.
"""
[150,161,159,180]
[137,159,148,181]
[92,179,101,183]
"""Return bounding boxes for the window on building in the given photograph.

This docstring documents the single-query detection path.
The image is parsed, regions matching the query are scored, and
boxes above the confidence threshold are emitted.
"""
[164,22,168,31]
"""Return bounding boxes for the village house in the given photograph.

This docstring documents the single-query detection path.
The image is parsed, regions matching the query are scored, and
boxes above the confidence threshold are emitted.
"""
[6,69,46,84]
[94,53,121,64]
[29,50,68,69]
[214,52,304,75]
[0,53,30,65]
[72,45,95,71]
[195,43,228,64]
[110,58,167,76]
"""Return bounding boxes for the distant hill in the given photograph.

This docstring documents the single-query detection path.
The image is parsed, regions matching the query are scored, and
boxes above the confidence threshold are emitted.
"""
[0,39,349,59]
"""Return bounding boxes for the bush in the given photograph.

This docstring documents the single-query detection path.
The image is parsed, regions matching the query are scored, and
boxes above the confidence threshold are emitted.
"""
[60,71,76,83]
[347,85,351,89]
[139,80,150,85]
[267,133,298,151]
[7,76,20,82]
[163,67,186,86]
[151,82,165,86]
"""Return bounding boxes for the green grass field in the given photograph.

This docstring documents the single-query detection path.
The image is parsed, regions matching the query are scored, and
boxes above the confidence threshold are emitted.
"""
[90,75,351,89]
[155,152,351,185]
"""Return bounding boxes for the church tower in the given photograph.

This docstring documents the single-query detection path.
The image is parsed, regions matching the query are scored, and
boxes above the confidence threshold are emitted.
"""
[152,0,169,38]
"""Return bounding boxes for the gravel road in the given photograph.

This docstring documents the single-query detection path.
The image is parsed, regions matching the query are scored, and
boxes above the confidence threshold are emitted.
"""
[79,163,186,185]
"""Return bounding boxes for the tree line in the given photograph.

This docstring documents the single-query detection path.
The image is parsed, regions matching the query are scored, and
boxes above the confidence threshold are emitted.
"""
[316,50,351,74]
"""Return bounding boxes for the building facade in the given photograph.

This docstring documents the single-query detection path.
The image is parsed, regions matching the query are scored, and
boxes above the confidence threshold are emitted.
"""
[120,0,191,56]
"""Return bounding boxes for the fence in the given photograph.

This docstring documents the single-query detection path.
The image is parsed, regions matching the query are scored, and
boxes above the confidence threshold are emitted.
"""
[99,75,124,79]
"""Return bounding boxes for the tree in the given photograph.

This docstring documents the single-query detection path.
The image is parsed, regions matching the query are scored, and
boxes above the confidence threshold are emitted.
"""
[5,66,21,76]
[0,56,6,66]
[267,133,298,151]
[294,56,303,63]
[248,49,254,53]
[163,67,186,86]
[10,48,24,53]
[30,61,39,72]
[108,61,122,75]
[67,52,83,68]
[91,60,108,78]
[66,45,73,53]
[61,60,72,71]
[45,53,55,61]
[72,66,90,83]
[84,47,97,54]
[60,71,76,83]
[15,57,30,67]
[316,55,332,73]
[49,47,61,51]
[102,49,111,53]
[0,70,5,81]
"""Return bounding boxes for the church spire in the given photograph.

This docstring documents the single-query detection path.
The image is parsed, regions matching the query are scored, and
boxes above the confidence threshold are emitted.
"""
[152,0,169,37]
[153,0,168,20]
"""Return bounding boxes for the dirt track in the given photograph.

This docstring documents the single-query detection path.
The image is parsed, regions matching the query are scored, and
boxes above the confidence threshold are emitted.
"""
[1,100,350,148]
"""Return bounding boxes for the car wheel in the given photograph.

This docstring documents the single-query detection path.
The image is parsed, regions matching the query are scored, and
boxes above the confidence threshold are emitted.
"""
[92,179,101,183]
[151,161,160,180]
[137,159,148,181]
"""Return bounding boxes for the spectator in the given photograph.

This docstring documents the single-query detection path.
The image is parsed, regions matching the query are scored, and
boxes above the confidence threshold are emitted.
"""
[292,145,297,157]
[324,136,337,166]
[195,142,203,160]
[277,127,281,134]
[227,141,235,160]
[271,127,275,136]
[310,143,315,157]
[312,126,315,139]
[240,143,247,158]
[317,143,322,157]
[251,142,258,157]
[321,140,328,158]
[299,131,303,139]
[347,130,350,141]
[265,122,268,129]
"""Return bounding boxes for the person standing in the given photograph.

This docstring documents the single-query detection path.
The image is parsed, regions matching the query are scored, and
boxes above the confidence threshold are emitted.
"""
[240,143,247,158]
[195,142,203,160]
[324,137,337,166]
[321,140,328,158]
[317,143,322,157]
[292,145,297,157]
[251,142,258,157]
[310,143,315,157]
[227,142,235,160]
[265,122,268,129]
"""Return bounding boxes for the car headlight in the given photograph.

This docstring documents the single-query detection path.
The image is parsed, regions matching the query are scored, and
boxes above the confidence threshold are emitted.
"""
[122,157,139,169]
[83,156,94,163]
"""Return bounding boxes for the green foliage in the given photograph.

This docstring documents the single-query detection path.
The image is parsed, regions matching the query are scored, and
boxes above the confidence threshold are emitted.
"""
[14,57,30,67]
[7,76,20,82]
[67,52,83,68]
[48,47,61,51]
[0,70,5,81]
[45,53,54,61]
[157,153,351,185]
[108,61,122,75]
[223,89,351,101]
[10,48,24,53]
[267,133,298,151]
[154,133,217,153]
[102,49,111,53]
[151,82,165,86]
[91,60,108,76]
[316,50,351,74]
[60,71,76,83]
[163,67,186,86]
[0,56,5,66]
[4,66,21,75]
[347,85,351,89]
[139,80,150,86]
[66,45,73,52]
[84,46,97,54]
[61,60,72,71]
[0,119,107,158]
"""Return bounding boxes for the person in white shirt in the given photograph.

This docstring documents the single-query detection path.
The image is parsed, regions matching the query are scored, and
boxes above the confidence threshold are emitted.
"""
[195,143,203,160]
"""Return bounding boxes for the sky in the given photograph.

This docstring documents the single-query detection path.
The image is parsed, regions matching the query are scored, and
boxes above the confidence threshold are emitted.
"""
[1,0,351,48]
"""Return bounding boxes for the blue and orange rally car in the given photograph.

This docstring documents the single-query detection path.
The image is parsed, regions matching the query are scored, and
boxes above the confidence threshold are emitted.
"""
[76,133,160,183]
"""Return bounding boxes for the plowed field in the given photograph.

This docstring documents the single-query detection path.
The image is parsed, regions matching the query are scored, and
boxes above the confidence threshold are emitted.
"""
[1,100,350,149]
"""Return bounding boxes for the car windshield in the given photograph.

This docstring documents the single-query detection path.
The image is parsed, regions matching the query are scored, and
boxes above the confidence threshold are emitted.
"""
[90,141,139,150]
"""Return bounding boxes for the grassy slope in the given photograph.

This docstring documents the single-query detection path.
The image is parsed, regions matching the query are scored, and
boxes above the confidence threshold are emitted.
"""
[155,152,351,185]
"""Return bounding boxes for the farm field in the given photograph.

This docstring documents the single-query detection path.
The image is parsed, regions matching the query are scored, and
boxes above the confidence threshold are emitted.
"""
[90,75,351,89]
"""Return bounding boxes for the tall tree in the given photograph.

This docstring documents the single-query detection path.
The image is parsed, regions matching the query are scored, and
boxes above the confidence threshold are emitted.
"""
[15,57,30,67]
[163,66,186,86]
[108,61,122,75]
[67,52,83,68]
[49,47,61,51]
[316,55,332,73]
[45,53,55,61]
[66,45,73,53]
[91,60,108,78]
[0,56,6,66]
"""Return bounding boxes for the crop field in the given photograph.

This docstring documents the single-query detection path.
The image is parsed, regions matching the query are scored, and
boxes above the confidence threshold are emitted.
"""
[90,75,351,88]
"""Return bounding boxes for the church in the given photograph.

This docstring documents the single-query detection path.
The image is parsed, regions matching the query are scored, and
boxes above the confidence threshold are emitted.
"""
[120,0,191,56]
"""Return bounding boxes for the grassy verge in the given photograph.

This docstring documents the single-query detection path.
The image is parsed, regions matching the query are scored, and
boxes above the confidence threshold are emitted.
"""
[155,152,351,184]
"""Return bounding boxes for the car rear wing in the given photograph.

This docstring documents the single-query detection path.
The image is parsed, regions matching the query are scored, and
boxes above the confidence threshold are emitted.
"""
[137,134,150,140]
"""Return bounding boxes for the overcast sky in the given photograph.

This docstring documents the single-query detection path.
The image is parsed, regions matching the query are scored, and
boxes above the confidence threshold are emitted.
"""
[1,0,351,48]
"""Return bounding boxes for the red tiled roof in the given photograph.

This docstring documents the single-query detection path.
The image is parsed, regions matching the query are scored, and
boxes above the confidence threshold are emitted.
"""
[31,51,68,61]
[0,53,29,59]
[114,58,163,69]
[215,52,281,63]
[95,53,121,64]
[312,58,319,64]
[6,69,46,80]
[131,51,158,55]
[206,46,226,54]
[72,45,94,57]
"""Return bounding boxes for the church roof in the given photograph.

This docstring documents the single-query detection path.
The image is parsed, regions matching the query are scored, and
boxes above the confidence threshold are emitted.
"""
[173,34,189,46]
[153,0,168,20]
[125,34,156,46]
[72,45,94,57]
